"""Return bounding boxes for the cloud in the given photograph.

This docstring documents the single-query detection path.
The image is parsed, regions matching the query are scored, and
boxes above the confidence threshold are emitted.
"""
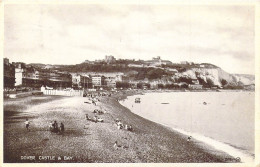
[4,4,255,74]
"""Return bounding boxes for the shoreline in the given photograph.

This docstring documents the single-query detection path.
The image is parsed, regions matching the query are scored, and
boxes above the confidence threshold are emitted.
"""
[4,92,239,163]
[117,90,254,163]
[114,89,254,99]
[102,95,238,162]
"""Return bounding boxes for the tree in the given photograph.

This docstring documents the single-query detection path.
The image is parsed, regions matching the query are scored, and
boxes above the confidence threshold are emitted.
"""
[147,69,166,80]
[221,79,228,86]
[177,77,193,84]
[116,82,130,89]
[157,84,164,89]
[206,78,215,87]
[137,83,143,89]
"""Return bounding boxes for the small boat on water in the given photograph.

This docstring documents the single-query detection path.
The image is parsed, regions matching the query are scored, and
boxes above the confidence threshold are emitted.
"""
[135,97,141,103]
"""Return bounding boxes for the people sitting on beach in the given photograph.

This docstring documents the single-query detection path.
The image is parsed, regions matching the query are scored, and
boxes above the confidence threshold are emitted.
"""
[113,141,128,150]
[187,136,192,142]
[49,121,65,134]
[113,141,121,150]
[115,119,124,129]
[92,109,104,114]
[129,125,133,131]
[97,118,104,122]
[24,118,30,131]
[85,114,91,120]
[51,120,59,133]
[93,115,104,123]
[122,145,129,149]
[117,121,123,129]
[93,116,98,123]
[125,125,133,131]
[125,124,129,130]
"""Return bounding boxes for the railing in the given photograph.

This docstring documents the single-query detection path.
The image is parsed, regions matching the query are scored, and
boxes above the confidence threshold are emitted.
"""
[42,89,84,96]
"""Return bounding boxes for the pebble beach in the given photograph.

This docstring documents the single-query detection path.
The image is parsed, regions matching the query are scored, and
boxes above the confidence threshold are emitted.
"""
[4,90,238,163]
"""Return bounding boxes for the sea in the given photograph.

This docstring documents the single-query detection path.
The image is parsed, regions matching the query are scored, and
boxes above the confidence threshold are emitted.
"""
[119,91,255,162]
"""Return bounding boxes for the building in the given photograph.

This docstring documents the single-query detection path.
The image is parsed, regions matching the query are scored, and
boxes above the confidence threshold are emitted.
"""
[83,60,94,64]
[105,77,116,88]
[115,75,129,82]
[46,72,72,88]
[128,80,138,89]
[91,75,105,88]
[5,60,73,89]
[166,68,178,74]
[72,74,92,89]
[14,63,24,86]
[105,55,116,64]
[80,75,92,88]
[180,61,194,65]
[191,79,199,85]
[128,64,144,68]
[72,74,80,87]
[82,72,124,78]
[14,64,44,88]
[188,84,203,89]
[22,66,43,88]
[150,81,159,89]
[144,56,172,66]
[4,58,15,88]
[4,58,9,65]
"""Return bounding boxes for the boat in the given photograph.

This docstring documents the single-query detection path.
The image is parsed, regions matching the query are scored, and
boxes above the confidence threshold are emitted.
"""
[135,97,141,103]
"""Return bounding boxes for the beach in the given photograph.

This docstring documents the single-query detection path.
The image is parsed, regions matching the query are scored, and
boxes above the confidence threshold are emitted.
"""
[4,91,238,163]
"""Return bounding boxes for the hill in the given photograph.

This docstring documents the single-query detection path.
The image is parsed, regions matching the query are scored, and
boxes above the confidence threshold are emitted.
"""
[29,62,255,89]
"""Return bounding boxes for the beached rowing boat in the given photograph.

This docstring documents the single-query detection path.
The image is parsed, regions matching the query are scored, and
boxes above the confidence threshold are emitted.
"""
[135,97,141,103]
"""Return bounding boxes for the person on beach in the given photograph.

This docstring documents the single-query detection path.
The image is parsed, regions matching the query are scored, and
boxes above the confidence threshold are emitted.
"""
[97,117,104,122]
[125,124,128,130]
[94,116,98,123]
[49,122,53,131]
[52,120,59,133]
[113,141,121,150]
[117,121,123,129]
[24,119,30,131]
[60,122,64,133]
[128,125,133,131]
[85,114,91,120]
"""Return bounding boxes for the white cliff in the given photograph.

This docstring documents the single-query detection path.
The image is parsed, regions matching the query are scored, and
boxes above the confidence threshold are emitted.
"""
[179,67,254,87]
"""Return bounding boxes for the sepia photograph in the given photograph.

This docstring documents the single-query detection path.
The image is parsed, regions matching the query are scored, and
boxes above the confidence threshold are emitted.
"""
[1,0,259,166]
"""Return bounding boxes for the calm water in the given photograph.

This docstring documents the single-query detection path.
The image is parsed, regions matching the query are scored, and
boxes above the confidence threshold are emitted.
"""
[120,91,255,157]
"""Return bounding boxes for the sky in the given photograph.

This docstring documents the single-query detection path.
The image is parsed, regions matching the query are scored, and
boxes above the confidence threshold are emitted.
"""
[4,4,255,74]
